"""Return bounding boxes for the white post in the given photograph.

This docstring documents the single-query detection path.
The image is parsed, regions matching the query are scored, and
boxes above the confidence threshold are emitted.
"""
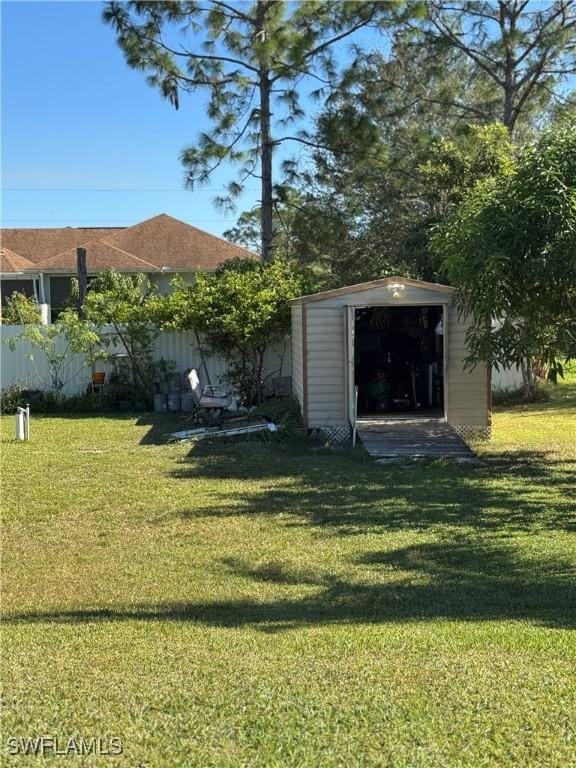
[15,409,25,440]
[15,406,31,441]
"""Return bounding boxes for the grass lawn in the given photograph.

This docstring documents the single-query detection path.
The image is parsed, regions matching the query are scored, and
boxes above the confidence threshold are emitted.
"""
[1,378,575,767]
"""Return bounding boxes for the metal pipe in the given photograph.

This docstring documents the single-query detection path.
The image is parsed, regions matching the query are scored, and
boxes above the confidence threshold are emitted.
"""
[15,405,31,441]
[15,410,25,440]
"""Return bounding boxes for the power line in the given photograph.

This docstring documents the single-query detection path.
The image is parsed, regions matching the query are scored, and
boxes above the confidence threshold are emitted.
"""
[1,187,258,193]
[1,218,237,223]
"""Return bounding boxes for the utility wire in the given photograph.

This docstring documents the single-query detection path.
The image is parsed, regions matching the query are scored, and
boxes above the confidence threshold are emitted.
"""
[1,218,237,223]
[1,187,258,193]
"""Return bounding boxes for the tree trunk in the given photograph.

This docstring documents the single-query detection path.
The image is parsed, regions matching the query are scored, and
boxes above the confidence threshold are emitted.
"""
[259,74,273,263]
[257,1,274,263]
[503,70,515,133]
[499,0,516,134]
[255,348,265,405]
[520,357,535,401]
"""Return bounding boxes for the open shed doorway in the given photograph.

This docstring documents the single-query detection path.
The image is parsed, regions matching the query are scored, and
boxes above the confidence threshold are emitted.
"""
[354,305,445,418]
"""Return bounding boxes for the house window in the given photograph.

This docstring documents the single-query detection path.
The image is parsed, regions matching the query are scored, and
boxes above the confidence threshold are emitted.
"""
[49,276,74,322]
[1,279,36,306]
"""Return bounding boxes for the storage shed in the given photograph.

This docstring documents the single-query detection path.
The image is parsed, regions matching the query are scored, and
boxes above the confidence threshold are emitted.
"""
[291,277,490,443]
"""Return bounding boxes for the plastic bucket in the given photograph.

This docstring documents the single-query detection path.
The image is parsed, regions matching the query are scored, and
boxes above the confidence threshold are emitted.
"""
[169,373,182,393]
[180,393,195,412]
[167,393,181,412]
[153,394,168,413]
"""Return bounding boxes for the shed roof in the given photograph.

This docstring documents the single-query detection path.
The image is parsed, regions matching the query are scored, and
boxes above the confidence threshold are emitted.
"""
[292,276,456,304]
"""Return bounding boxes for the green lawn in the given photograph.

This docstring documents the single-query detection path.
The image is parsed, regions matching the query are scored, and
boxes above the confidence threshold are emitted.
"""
[1,380,575,767]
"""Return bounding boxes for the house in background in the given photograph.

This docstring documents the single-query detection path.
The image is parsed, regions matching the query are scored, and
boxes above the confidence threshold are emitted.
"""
[0,213,257,322]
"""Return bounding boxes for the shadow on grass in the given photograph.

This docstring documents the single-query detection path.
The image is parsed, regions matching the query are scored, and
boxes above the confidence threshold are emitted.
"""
[136,413,192,445]
[165,441,576,535]
[6,415,573,632]
[6,537,575,630]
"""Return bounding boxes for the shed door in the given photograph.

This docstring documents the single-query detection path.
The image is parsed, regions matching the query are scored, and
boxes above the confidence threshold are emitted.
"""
[345,305,355,426]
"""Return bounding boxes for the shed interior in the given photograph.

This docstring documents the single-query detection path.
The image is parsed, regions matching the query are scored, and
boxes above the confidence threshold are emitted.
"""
[354,305,444,416]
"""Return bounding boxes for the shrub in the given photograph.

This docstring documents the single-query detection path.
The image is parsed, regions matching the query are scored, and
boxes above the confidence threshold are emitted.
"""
[1,292,42,325]
[0,384,27,414]
[492,385,552,407]
[157,258,307,405]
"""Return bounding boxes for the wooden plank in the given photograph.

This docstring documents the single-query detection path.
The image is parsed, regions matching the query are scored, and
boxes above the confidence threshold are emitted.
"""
[357,418,475,460]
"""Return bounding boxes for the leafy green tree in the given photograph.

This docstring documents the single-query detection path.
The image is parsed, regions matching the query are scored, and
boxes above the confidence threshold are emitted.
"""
[156,258,307,403]
[103,0,397,263]
[433,119,576,399]
[83,271,159,396]
[286,0,575,283]
[1,292,42,325]
[6,309,104,394]
[287,120,514,286]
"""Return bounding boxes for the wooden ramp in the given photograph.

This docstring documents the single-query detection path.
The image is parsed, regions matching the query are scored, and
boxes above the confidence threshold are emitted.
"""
[357,417,475,460]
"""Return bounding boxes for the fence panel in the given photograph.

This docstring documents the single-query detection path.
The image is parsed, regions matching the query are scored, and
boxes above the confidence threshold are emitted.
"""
[1,323,521,396]
[492,365,523,391]
[1,326,291,396]
[0,326,89,395]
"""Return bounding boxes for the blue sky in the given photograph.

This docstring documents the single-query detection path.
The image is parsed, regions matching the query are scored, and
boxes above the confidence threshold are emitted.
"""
[1,0,259,235]
[1,1,381,237]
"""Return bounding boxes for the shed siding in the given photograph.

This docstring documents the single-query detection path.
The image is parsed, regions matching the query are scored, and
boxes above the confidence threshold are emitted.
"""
[445,307,489,426]
[305,304,346,427]
[292,279,489,431]
[291,304,304,410]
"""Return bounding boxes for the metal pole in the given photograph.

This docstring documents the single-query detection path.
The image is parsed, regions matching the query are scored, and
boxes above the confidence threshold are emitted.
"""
[352,385,358,448]
[193,330,212,385]
[15,410,24,440]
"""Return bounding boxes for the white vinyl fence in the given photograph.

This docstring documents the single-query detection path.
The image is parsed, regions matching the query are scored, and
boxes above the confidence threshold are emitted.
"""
[1,324,519,396]
[491,365,523,392]
[0,325,291,396]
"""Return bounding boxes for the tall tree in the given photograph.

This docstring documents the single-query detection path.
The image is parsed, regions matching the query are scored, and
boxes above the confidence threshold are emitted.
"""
[283,0,576,284]
[400,0,576,135]
[103,0,396,262]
